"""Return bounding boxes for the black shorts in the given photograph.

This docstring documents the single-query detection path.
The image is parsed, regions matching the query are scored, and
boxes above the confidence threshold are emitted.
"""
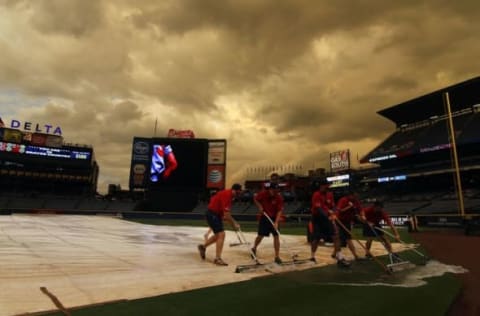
[362,224,384,237]
[310,214,335,242]
[206,210,224,234]
[258,216,279,237]
[337,220,352,247]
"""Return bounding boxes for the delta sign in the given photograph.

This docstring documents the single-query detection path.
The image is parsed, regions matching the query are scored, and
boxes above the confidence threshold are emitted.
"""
[0,117,62,135]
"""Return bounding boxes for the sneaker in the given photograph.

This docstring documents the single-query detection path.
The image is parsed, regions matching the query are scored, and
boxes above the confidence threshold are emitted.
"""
[310,257,317,263]
[214,258,228,266]
[197,244,206,260]
[274,257,283,264]
[250,248,257,259]
[337,258,351,268]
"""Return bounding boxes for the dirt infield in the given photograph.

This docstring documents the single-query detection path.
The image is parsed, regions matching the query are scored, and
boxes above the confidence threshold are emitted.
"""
[413,230,480,316]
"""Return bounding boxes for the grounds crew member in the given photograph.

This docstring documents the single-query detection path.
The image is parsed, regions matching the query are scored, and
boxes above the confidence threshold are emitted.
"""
[336,191,364,260]
[359,201,401,258]
[198,183,242,266]
[251,182,285,264]
[310,179,351,267]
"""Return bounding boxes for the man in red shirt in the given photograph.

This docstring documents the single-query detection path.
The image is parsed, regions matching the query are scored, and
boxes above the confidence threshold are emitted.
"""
[251,182,284,264]
[197,184,242,266]
[359,201,400,257]
[336,191,363,260]
[310,179,350,267]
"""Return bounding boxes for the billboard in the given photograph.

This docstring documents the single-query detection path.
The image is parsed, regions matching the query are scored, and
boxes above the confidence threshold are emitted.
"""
[330,150,350,172]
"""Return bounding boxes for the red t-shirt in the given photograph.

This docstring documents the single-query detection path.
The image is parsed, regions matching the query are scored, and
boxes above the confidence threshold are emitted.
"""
[208,189,234,217]
[336,196,361,223]
[255,190,284,218]
[363,206,392,225]
[311,191,335,217]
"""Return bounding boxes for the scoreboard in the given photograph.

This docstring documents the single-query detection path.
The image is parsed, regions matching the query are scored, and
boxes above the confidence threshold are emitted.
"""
[129,137,226,192]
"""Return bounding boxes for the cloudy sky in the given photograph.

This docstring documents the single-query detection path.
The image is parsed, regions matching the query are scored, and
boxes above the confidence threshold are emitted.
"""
[1,0,479,193]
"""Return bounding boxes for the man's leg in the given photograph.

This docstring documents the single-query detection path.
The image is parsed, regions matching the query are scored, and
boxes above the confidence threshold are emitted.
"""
[215,231,226,259]
[310,239,319,258]
[273,235,280,258]
[252,235,264,253]
[347,239,359,259]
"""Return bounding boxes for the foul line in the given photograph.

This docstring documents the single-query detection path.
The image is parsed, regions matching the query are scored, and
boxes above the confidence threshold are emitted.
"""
[40,286,71,316]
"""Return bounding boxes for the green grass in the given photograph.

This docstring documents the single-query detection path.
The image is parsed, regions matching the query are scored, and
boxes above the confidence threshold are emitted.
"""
[40,218,462,316]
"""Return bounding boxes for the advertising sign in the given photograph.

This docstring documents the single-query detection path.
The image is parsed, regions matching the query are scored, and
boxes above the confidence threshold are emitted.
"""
[206,165,225,189]
[208,141,226,164]
[167,129,195,138]
[129,137,151,190]
[330,150,350,172]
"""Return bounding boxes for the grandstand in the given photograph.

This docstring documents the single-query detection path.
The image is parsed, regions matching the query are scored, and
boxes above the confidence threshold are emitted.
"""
[0,126,102,212]
[358,76,480,218]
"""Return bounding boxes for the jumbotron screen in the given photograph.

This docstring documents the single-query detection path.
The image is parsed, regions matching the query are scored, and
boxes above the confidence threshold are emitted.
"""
[148,138,208,190]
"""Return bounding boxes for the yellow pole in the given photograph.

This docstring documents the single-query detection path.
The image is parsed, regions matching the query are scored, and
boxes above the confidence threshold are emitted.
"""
[443,92,465,216]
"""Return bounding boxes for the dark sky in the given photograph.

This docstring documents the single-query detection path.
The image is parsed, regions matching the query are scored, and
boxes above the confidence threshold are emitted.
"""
[1,0,479,192]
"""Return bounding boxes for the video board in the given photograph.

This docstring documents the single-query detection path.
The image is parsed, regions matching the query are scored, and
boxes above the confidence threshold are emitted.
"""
[149,138,208,190]
[129,137,210,191]
[0,141,91,161]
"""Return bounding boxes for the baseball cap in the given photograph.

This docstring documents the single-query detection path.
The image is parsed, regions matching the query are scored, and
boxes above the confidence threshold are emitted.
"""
[231,183,242,191]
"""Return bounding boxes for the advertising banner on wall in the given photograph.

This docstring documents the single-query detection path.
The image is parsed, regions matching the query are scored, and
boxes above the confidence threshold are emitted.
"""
[208,141,226,164]
[330,149,350,172]
[129,137,152,190]
[207,140,226,189]
[206,165,225,189]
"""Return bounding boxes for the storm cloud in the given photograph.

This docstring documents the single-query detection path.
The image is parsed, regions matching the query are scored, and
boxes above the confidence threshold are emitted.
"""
[1,0,479,191]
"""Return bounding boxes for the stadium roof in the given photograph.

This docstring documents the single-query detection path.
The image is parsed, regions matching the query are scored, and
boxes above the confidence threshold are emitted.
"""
[378,76,480,126]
